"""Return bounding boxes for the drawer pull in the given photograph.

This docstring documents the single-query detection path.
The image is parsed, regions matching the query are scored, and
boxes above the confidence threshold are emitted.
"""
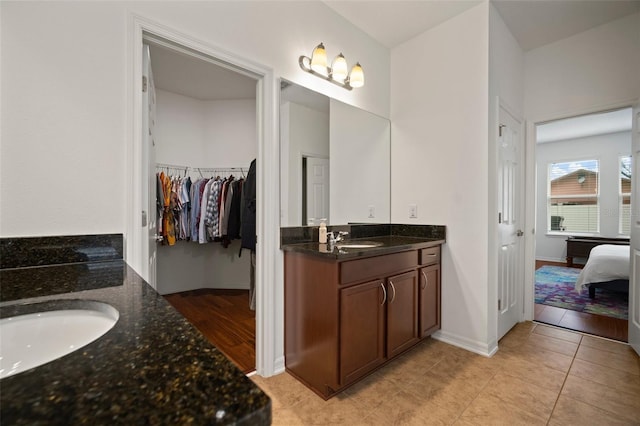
[421,271,428,290]
[389,281,396,303]
[380,282,387,305]
[425,253,437,257]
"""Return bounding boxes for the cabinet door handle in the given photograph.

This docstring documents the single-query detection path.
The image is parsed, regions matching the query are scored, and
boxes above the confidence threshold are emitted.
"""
[380,282,387,305]
[389,280,396,303]
[421,271,428,290]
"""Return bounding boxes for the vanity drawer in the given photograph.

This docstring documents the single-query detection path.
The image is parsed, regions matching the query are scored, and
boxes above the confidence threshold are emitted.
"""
[420,246,440,266]
[340,250,418,285]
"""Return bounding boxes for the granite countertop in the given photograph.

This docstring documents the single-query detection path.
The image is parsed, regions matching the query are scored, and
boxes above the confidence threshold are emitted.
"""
[0,260,271,425]
[282,235,445,260]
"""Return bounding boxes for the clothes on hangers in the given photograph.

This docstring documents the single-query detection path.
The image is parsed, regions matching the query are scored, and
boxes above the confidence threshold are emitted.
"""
[155,168,245,247]
[240,159,257,256]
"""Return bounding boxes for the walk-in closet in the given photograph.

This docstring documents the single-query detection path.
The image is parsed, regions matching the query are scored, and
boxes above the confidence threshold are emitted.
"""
[145,38,258,373]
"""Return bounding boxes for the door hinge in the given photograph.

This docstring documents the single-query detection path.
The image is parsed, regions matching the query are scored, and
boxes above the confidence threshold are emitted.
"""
[499,124,505,137]
[498,299,501,310]
[141,210,147,227]
[142,76,148,93]
[498,212,502,224]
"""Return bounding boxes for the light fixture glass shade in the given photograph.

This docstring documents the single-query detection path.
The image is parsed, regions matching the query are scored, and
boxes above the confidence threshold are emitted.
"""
[310,43,328,75]
[349,62,364,88]
[331,53,348,83]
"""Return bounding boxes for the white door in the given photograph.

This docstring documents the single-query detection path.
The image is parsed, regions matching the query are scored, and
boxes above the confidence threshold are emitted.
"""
[306,157,330,224]
[630,102,640,355]
[142,44,158,289]
[497,105,525,340]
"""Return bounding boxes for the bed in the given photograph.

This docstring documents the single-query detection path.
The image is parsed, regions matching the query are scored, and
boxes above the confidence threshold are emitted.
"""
[574,244,630,299]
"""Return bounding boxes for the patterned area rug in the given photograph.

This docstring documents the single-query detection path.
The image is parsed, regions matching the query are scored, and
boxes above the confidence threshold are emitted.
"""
[535,265,628,320]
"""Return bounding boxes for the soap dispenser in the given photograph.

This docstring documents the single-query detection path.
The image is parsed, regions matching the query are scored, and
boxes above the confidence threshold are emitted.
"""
[319,219,327,244]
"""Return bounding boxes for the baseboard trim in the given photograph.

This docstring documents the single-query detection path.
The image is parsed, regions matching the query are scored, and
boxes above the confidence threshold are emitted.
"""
[432,330,498,357]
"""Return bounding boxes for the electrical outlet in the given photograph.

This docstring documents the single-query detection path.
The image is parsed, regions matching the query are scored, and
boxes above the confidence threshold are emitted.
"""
[409,204,418,218]
[368,205,375,218]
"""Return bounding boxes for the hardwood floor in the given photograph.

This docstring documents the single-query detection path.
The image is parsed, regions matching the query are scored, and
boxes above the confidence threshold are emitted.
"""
[535,260,628,342]
[164,289,256,373]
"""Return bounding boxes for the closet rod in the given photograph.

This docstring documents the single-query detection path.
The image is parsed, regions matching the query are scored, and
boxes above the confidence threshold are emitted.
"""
[155,163,247,176]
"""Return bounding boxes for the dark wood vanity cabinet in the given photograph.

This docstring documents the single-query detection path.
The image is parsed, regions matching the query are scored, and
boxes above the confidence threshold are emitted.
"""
[419,246,441,338]
[284,245,440,399]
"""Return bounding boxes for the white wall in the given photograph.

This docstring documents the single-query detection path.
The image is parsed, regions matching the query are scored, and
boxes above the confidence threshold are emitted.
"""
[535,131,631,263]
[0,1,390,237]
[154,89,254,294]
[525,13,640,121]
[391,3,492,355]
[488,4,525,342]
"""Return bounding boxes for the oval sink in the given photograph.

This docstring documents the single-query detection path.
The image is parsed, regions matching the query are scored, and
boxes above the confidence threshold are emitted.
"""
[0,302,119,379]
[336,241,384,249]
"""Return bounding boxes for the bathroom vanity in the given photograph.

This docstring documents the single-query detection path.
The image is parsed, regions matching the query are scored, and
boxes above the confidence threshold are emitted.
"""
[0,235,270,425]
[281,224,445,399]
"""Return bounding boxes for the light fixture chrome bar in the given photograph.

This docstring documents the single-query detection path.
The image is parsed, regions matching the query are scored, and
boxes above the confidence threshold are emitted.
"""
[299,55,354,91]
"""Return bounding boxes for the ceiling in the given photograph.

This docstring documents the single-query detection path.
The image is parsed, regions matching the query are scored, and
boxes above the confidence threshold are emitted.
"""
[148,43,256,101]
[325,0,640,50]
[324,1,482,49]
[148,1,639,101]
[536,107,633,143]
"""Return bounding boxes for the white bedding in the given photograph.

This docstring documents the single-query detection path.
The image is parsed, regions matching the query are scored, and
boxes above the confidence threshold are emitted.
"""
[575,244,630,293]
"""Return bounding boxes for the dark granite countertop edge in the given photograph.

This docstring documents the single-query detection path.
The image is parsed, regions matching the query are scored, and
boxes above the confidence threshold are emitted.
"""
[282,236,445,259]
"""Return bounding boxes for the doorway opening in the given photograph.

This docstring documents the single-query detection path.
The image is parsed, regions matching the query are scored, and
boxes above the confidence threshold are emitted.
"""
[141,33,259,373]
[532,107,633,342]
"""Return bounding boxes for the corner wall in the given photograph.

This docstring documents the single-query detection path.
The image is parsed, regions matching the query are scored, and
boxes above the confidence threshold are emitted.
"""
[391,3,492,354]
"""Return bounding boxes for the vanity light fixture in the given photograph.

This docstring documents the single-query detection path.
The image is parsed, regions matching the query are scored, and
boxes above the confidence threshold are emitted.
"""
[299,42,364,90]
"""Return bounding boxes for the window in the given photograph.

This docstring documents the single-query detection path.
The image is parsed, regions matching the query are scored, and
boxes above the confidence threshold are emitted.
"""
[548,160,599,233]
[620,155,632,235]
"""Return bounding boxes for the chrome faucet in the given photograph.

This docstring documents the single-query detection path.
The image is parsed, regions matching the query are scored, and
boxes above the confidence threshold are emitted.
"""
[328,231,350,245]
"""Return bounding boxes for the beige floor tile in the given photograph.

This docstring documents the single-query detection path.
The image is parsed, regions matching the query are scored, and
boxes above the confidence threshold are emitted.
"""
[525,333,579,357]
[575,344,640,376]
[569,358,640,396]
[533,324,582,343]
[341,373,404,411]
[548,395,632,426]
[482,372,558,420]
[459,393,547,425]
[580,334,638,356]
[498,329,533,350]
[492,349,567,392]
[255,372,315,409]
[498,343,574,373]
[403,368,490,415]
[363,390,460,426]
[287,391,371,425]
[271,407,306,426]
[561,374,640,423]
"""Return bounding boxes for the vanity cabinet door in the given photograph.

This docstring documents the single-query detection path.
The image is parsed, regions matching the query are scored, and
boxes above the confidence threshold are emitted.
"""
[419,264,441,338]
[340,279,386,386]
[386,270,419,358]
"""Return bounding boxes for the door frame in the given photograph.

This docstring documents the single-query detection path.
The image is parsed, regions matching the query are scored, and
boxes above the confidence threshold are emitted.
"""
[126,14,282,377]
[523,98,637,324]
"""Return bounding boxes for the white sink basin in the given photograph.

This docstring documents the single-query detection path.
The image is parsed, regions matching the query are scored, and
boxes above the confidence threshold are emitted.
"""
[0,303,119,379]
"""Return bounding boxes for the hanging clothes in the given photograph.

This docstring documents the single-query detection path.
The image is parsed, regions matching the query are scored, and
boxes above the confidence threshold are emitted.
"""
[240,159,257,255]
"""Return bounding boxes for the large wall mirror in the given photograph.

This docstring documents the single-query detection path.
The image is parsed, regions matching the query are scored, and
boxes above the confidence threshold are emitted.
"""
[280,80,391,226]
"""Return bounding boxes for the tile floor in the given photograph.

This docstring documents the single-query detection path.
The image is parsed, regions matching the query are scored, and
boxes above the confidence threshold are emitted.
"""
[251,322,640,425]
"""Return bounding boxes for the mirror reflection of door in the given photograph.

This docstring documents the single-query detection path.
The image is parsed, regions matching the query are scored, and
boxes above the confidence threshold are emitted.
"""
[302,156,329,225]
